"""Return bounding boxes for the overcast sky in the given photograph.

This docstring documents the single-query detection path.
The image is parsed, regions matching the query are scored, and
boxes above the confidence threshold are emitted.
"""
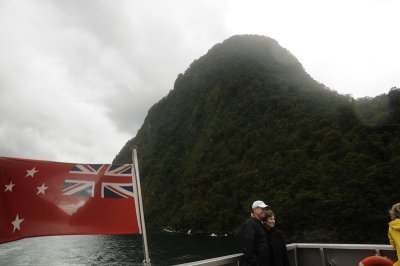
[1,0,399,163]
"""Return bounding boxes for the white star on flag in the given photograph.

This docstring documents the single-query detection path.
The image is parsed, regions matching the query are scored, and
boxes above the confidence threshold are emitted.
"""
[26,167,38,177]
[37,183,48,195]
[5,181,15,192]
[12,214,24,232]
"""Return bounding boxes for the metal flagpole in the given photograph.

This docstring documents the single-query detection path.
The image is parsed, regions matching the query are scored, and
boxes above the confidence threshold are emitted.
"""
[132,147,151,265]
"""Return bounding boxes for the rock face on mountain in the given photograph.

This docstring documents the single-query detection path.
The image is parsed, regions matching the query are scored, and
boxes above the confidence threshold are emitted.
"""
[114,35,400,243]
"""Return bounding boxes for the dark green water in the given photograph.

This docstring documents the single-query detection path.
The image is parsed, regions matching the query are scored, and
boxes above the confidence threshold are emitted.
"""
[0,230,242,265]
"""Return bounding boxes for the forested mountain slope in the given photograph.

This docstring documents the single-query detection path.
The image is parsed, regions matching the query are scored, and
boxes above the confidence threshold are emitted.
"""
[114,35,400,243]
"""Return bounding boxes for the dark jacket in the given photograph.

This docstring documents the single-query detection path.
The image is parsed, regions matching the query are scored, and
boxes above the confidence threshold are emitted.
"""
[243,217,270,266]
[266,229,290,266]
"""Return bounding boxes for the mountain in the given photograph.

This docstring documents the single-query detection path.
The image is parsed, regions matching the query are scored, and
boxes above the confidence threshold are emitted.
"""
[113,35,400,243]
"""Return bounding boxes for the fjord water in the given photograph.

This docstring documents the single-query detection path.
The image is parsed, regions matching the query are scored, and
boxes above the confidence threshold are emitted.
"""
[0,230,241,265]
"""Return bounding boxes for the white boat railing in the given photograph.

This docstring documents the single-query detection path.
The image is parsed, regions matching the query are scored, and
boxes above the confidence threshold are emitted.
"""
[175,243,396,266]
[175,253,243,266]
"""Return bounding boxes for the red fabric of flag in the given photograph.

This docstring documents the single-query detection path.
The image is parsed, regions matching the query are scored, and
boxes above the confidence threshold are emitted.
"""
[0,157,141,244]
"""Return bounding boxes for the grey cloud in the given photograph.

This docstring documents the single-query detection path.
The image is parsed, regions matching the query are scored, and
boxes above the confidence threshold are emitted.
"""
[3,0,398,163]
[46,0,231,133]
[0,0,230,162]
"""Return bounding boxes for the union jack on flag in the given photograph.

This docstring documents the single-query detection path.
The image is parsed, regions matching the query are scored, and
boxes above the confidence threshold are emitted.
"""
[63,164,135,198]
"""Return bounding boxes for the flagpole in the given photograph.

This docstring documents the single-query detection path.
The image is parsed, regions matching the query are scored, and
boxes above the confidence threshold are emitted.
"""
[132,147,151,265]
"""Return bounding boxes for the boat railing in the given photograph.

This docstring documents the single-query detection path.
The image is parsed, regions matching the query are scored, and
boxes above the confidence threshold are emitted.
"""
[175,243,396,266]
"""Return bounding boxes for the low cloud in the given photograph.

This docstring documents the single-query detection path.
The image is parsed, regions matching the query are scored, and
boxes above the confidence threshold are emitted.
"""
[1,0,399,162]
[0,0,230,162]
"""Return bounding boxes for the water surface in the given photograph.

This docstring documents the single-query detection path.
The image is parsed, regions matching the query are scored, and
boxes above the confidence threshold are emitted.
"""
[0,230,242,265]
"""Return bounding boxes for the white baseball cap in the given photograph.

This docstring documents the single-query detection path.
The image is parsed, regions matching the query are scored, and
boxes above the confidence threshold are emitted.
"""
[252,200,269,209]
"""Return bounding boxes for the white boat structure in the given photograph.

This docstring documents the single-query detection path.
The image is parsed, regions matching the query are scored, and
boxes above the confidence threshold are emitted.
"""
[176,243,396,266]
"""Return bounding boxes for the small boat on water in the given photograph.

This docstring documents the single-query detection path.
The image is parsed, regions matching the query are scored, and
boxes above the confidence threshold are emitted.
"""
[163,228,179,233]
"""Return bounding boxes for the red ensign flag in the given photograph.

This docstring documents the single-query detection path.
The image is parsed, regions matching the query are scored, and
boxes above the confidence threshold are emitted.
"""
[0,157,141,244]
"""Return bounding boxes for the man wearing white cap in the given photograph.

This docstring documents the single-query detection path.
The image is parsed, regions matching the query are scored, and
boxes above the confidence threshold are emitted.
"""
[243,200,270,266]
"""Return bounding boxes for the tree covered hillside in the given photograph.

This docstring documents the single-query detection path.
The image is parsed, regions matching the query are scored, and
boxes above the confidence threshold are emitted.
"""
[114,35,400,243]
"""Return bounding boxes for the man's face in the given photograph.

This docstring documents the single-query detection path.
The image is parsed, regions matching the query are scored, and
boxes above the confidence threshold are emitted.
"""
[254,207,266,219]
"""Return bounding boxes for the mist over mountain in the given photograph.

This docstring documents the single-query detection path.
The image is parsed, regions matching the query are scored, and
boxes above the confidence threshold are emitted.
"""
[114,35,400,243]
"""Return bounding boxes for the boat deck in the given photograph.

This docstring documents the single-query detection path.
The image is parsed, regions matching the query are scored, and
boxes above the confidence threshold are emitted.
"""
[176,243,396,266]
